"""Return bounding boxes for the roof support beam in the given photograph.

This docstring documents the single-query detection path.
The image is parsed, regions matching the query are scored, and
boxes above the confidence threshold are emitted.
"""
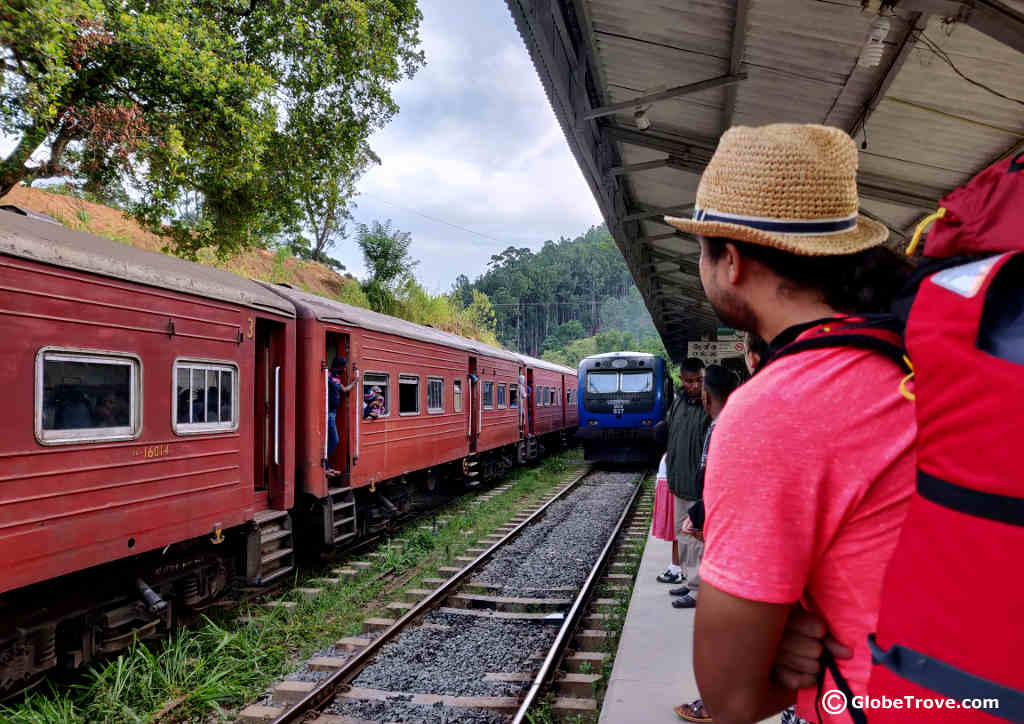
[611,124,943,210]
[580,73,747,123]
[895,0,1024,56]
[621,203,695,223]
[847,12,925,140]
[722,0,751,131]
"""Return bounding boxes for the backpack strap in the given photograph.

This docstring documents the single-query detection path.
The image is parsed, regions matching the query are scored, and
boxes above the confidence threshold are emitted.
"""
[767,316,910,373]
[868,635,1024,723]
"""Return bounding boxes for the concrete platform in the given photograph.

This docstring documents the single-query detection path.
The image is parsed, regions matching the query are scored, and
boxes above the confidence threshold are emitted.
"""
[599,531,781,724]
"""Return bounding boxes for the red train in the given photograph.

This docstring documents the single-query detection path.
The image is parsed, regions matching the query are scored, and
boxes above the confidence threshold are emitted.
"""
[0,211,577,691]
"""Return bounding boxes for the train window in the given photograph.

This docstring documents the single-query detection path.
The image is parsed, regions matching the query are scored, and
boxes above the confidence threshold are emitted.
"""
[483,381,494,409]
[587,371,618,393]
[536,385,543,406]
[549,388,556,406]
[363,372,390,416]
[37,350,141,444]
[621,371,653,393]
[509,384,518,409]
[173,361,238,433]
[453,380,463,413]
[427,377,444,413]
[497,384,507,408]
[399,375,420,415]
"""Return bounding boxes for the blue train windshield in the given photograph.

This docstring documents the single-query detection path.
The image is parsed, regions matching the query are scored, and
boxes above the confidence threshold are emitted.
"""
[587,371,619,393]
[620,371,653,392]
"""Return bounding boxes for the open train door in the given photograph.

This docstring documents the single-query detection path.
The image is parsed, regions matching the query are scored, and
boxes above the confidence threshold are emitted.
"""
[526,368,535,435]
[253,318,288,510]
[324,332,351,479]
[468,356,479,452]
[560,374,567,428]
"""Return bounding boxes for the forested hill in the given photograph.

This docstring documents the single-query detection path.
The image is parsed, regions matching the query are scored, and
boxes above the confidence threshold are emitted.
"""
[452,226,674,371]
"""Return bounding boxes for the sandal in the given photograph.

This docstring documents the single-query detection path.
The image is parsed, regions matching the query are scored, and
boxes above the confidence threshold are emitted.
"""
[675,699,712,722]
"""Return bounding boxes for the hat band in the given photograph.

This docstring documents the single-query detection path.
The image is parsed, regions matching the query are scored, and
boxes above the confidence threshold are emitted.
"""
[692,207,858,235]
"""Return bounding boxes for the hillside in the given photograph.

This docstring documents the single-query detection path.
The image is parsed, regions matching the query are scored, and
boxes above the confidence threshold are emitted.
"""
[3,185,367,305]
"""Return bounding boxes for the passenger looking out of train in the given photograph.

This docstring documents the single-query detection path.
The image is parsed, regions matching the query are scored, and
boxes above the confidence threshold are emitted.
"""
[662,124,914,724]
[657,357,709,587]
[327,357,357,477]
[670,364,737,613]
[363,386,384,420]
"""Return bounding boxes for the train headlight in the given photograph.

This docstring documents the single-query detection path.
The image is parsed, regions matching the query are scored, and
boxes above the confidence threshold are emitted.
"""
[641,419,652,425]
[588,420,598,425]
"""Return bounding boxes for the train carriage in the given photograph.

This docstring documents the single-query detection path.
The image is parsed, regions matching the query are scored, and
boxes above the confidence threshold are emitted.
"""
[261,285,576,542]
[0,213,297,689]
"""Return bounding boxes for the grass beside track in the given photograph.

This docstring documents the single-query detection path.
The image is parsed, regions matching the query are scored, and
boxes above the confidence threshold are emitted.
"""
[1,449,583,724]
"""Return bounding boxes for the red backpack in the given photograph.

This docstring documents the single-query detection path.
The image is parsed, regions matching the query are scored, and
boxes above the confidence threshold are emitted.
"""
[769,155,1024,723]
[864,156,1024,722]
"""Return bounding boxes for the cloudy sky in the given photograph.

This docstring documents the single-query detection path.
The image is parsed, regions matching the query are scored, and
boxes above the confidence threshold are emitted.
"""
[337,0,603,291]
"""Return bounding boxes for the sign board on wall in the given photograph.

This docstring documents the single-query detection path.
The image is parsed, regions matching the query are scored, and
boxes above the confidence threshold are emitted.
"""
[687,341,719,365]
[688,339,746,364]
[717,340,746,359]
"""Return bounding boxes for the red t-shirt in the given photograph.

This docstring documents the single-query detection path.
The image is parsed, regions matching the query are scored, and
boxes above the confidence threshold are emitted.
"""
[701,334,916,722]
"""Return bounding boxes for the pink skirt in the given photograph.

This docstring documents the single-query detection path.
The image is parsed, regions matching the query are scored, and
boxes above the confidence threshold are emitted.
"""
[651,476,676,541]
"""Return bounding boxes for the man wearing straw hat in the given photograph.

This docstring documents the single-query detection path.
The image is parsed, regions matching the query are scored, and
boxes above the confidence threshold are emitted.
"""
[665,124,916,724]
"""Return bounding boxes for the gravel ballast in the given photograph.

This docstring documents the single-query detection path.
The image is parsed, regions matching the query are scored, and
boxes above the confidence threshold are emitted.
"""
[327,697,509,724]
[320,470,639,722]
[475,470,637,596]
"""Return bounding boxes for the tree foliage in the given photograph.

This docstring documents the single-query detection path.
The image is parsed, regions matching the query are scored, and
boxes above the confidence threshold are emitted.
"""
[356,219,419,315]
[464,225,638,355]
[0,0,423,259]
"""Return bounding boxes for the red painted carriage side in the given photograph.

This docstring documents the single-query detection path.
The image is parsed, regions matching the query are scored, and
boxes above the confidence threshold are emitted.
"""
[0,215,295,597]
[349,327,472,488]
[529,366,566,436]
[475,354,522,453]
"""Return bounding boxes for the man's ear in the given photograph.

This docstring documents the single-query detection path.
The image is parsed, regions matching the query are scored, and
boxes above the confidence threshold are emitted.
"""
[724,241,743,285]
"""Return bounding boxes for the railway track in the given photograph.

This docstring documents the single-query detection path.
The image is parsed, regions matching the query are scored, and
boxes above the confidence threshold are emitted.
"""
[237,464,648,724]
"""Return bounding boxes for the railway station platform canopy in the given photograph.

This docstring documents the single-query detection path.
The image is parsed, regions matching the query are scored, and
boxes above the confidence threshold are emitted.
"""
[506,0,1024,361]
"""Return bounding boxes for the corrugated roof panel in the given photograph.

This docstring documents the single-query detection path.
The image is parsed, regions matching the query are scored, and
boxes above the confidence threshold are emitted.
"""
[587,0,735,59]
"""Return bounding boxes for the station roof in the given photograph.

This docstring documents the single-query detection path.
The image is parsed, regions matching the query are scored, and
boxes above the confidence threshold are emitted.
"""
[0,212,295,317]
[506,0,1024,361]
[264,283,576,375]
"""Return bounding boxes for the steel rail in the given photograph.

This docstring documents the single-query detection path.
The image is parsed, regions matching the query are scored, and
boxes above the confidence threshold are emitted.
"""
[270,463,595,724]
[511,468,646,724]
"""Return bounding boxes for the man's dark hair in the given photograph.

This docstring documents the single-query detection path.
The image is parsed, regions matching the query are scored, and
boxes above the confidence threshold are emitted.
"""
[331,356,347,371]
[683,357,705,373]
[703,364,738,404]
[702,237,912,313]
[745,332,770,362]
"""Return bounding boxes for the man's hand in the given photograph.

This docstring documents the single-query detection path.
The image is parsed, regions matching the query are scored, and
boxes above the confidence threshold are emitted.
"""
[772,605,853,690]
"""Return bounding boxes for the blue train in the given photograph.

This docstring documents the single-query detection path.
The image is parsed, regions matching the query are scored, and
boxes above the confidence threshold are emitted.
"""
[576,351,673,463]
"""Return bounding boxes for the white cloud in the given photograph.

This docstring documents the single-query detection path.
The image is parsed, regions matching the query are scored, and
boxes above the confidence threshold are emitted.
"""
[337,0,602,290]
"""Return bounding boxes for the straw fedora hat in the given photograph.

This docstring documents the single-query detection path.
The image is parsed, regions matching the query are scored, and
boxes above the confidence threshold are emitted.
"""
[664,124,888,255]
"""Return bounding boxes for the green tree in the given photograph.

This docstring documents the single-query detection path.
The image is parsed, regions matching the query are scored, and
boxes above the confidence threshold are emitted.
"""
[357,219,418,315]
[0,0,423,259]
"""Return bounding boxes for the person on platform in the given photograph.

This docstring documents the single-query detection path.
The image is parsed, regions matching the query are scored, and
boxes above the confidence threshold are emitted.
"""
[670,364,737,611]
[662,124,915,724]
[327,357,357,477]
[744,331,770,376]
[650,452,676,568]
[658,357,709,587]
